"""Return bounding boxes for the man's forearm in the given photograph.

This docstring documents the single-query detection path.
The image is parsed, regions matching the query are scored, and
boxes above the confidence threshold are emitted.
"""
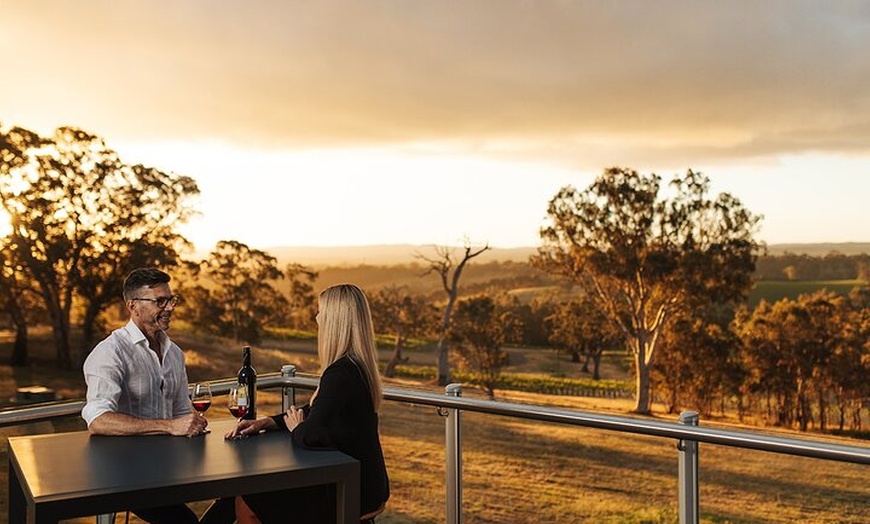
[87,412,172,436]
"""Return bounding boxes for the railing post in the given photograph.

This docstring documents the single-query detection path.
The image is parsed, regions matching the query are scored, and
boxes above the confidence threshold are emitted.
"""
[281,364,297,412]
[678,411,700,524]
[445,383,463,524]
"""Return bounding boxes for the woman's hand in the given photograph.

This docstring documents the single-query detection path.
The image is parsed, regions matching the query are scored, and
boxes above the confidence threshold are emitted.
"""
[224,417,275,439]
[285,404,306,431]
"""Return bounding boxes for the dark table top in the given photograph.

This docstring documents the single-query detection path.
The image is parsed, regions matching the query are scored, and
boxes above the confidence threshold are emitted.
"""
[8,418,359,520]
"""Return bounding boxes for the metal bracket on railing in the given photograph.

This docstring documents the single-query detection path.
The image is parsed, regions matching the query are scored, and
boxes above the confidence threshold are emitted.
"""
[281,365,297,413]
[437,406,450,417]
[678,411,700,524]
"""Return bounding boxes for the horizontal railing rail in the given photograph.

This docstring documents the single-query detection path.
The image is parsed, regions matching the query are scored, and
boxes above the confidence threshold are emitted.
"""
[2,372,868,464]
[2,368,868,524]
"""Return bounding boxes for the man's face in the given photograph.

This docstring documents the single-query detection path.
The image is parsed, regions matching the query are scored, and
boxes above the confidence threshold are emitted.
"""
[129,283,176,334]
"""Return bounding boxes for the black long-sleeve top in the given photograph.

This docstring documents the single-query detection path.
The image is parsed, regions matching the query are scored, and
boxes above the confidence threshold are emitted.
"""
[277,355,390,516]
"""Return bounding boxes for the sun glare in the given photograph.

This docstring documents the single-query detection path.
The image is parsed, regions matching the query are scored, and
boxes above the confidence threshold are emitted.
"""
[0,208,11,237]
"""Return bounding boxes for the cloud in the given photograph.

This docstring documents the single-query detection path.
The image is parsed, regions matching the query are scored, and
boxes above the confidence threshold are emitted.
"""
[3,0,870,167]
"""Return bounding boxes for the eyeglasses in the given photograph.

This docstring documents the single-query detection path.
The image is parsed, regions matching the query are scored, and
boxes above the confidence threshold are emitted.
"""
[132,295,181,309]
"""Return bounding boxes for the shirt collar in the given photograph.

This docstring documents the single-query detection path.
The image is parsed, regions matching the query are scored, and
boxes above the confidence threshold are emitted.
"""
[122,320,167,349]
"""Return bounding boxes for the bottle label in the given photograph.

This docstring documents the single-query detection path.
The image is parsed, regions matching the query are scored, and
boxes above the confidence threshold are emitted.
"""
[238,385,248,406]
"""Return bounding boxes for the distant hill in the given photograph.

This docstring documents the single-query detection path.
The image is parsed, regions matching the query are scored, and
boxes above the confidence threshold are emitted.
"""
[763,242,870,256]
[262,244,538,267]
[256,242,870,267]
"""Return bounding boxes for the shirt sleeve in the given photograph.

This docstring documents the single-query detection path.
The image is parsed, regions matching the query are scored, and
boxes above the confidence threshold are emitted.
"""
[172,348,193,417]
[81,343,125,426]
[291,364,350,449]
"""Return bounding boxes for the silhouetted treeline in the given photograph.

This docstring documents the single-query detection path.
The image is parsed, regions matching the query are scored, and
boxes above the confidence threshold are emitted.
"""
[755,252,870,281]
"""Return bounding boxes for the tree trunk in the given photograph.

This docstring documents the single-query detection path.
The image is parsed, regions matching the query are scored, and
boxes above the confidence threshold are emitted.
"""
[80,301,101,364]
[46,299,73,369]
[384,334,404,378]
[11,318,28,367]
[634,356,652,414]
[54,317,73,369]
[591,352,602,380]
[436,295,457,386]
[436,337,450,386]
[817,388,827,432]
[633,336,652,414]
[6,298,29,366]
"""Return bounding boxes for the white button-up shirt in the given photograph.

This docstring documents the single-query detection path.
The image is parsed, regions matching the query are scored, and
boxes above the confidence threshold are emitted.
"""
[81,320,192,426]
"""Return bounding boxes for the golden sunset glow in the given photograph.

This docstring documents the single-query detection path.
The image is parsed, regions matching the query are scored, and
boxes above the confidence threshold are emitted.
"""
[0,209,11,238]
[3,1,870,251]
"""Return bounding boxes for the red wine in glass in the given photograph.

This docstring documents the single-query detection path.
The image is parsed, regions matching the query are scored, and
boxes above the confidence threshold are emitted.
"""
[229,405,247,418]
[228,386,247,420]
[191,383,212,416]
[193,399,212,413]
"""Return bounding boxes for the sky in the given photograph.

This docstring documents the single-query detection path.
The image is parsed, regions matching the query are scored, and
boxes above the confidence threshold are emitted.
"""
[2,1,870,252]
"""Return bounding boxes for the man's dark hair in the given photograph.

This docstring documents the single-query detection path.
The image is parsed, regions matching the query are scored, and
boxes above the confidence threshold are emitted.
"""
[123,268,171,301]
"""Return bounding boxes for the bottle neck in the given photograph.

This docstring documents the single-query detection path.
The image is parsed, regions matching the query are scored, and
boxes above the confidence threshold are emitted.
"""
[242,348,251,367]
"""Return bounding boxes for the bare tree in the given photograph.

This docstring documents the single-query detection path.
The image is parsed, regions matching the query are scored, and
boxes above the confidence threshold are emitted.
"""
[418,242,490,385]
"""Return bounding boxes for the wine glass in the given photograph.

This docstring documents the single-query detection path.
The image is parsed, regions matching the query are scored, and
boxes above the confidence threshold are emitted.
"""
[228,386,248,421]
[191,382,212,416]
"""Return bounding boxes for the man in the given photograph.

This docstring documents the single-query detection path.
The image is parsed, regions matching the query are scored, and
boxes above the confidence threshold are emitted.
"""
[82,267,208,523]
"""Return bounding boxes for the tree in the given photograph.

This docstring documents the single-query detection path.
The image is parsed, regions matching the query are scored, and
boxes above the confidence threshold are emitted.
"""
[418,242,490,385]
[546,293,622,380]
[735,291,846,430]
[0,125,46,365]
[836,287,870,430]
[0,235,48,365]
[0,125,198,368]
[448,295,521,398]
[652,307,741,416]
[534,168,760,414]
[284,263,319,331]
[190,240,287,344]
[369,285,438,377]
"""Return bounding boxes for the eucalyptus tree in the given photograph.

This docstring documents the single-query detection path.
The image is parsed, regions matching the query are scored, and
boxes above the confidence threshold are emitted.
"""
[735,291,846,430]
[448,295,521,398]
[546,293,621,380]
[0,236,48,365]
[285,262,319,330]
[369,285,438,377]
[193,240,287,344]
[0,125,197,368]
[534,168,760,414]
[652,308,741,416]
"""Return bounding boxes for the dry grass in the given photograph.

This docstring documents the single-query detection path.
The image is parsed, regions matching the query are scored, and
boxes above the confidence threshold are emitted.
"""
[1,329,868,524]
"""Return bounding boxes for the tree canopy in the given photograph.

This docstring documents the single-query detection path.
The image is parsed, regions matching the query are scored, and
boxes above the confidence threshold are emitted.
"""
[534,168,761,413]
[0,124,198,367]
[183,240,288,345]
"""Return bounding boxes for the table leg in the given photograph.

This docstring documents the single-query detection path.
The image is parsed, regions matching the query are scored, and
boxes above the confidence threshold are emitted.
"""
[8,457,27,523]
[337,476,360,524]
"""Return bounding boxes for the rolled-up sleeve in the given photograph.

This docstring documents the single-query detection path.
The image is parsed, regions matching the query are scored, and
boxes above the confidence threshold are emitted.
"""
[81,345,124,426]
[171,351,193,417]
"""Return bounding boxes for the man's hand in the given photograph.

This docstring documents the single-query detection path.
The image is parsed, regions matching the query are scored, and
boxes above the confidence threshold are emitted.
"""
[170,413,209,437]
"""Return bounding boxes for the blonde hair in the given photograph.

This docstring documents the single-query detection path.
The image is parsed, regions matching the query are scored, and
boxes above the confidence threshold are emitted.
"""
[316,283,383,411]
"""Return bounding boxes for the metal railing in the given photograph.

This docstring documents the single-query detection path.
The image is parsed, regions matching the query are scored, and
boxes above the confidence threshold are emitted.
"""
[2,366,869,524]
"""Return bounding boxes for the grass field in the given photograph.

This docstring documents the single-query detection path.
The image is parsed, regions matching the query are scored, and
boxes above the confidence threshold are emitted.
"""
[1,329,868,523]
[748,279,866,308]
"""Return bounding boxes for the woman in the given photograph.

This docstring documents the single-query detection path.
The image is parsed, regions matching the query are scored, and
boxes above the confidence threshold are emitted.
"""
[226,283,390,524]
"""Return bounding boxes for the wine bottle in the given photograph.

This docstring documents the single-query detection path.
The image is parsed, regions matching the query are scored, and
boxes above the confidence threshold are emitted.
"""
[237,345,257,420]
